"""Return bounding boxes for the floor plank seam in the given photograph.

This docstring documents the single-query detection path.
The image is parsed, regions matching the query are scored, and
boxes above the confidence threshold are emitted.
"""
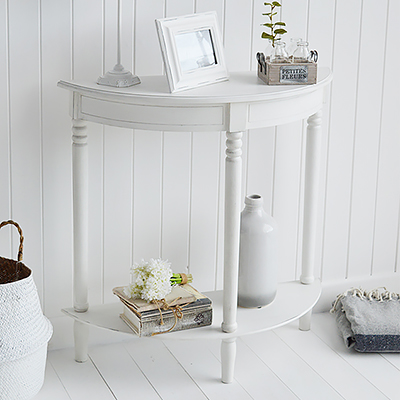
[47,358,73,400]
[122,342,163,400]
[237,337,301,400]
[205,339,257,399]
[88,354,118,400]
[271,330,346,400]
[163,341,210,399]
[310,323,392,400]
[380,353,400,372]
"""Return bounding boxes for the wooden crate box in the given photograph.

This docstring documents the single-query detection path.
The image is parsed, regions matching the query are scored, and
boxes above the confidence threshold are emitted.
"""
[258,56,317,85]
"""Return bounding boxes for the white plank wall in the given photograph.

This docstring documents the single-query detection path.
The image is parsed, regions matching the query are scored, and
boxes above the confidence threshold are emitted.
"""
[0,0,11,259]
[0,0,399,338]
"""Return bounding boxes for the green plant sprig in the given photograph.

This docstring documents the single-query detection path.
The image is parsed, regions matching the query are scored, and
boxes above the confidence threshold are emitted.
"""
[261,2,287,47]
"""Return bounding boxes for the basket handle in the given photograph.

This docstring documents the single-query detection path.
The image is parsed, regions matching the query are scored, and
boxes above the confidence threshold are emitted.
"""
[0,220,24,261]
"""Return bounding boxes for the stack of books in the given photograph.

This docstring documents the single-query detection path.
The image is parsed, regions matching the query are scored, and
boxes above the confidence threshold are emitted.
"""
[113,284,212,337]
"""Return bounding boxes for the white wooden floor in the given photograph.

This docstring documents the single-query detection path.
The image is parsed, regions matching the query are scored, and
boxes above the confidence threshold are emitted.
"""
[34,313,400,400]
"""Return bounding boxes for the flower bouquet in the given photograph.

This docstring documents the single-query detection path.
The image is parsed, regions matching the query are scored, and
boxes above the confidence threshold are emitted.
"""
[123,258,192,302]
[113,258,212,337]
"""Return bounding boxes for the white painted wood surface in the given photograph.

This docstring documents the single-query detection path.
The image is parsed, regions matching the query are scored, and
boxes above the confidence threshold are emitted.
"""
[300,110,323,284]
[62,280,321,339]
[35,313,400,399]
[71,119,89,312]
[0,0,399,354]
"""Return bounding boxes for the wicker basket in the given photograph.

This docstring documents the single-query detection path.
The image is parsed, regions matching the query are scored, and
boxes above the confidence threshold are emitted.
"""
[0,220,53,400]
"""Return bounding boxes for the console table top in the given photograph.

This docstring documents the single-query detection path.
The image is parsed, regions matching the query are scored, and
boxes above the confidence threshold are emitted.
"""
[58,68,332,105]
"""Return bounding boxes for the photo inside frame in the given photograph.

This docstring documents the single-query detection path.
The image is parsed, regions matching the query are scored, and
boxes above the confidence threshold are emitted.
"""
[174,29,218,73]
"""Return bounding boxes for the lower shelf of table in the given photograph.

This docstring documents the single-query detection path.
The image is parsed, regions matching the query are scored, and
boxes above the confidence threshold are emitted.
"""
[62,279,321,340]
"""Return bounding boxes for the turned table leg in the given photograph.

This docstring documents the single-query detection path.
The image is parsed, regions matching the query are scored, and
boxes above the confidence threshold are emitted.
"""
[221,338,237,384]
[74,320,89,362]
[299,110,322,331]
[221,131,242,382]
[72,118,89,361]
[299,309,313,331]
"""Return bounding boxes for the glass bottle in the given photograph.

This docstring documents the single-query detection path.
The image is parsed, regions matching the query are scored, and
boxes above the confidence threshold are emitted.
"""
[270,41,289,63]
[287,37,302,58]
[264,40,274,62]
[293,40,311,63]
[238,194,278,308]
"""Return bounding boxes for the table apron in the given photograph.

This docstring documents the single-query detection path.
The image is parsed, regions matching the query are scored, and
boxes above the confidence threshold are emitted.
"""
[78,95,227,132]
[247,90,325,129]
[74,88,325,133]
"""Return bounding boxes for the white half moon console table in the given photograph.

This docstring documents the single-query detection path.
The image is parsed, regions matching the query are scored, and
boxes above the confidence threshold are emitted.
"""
[58,68,332,384]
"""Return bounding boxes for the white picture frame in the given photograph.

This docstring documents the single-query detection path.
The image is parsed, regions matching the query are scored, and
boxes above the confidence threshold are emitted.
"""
[155,12,229,93]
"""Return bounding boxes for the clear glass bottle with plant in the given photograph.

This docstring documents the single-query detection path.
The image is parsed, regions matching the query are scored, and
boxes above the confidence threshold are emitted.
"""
[261,1,288,62]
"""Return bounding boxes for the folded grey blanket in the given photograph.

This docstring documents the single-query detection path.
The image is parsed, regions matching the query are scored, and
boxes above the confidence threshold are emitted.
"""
[331,288,400,352]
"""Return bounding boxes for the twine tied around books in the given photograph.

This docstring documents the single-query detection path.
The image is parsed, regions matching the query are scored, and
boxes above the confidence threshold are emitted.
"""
[151,296,193,336]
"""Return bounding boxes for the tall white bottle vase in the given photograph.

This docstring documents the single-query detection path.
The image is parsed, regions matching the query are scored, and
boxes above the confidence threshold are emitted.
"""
[238,194,278,308]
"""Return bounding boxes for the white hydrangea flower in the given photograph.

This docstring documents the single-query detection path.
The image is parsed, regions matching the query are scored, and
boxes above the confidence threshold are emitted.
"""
[124,258,173,302]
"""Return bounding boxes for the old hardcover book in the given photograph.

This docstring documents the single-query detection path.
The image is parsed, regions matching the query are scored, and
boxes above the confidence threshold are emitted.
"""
[113,284,196,312]
[118,284,212,337]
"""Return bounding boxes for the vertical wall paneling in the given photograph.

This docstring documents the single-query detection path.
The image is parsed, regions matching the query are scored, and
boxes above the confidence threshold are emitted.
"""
[132,131,163,262]
[0,0,11,258]
[163,1,194,281]
[307,0,335,278]
[321,0,363,282]
[102,0,135,304]
[373,0,400,275]
[132,1,164,275]
[134,0,164,76]
[73,0,104,305]
[104,0,117,75]
[195,0,225,35]
[73,0,103,80]
[273,123,304,282]
[104,0,135,74]
[281,0,309,42]
[195,0,226,291]
[166,0,194,17]
[346,1,388,279]
[246,128,276,216]
[161,132,191,272]
[121,0,135,73]
[189,132,220,292]
[103,130,133,303]
[8,0,43,297]
[252,0,269,71]
[307,0,336,70]
[273,0,310,282]
[223,0,253,71]
[41,0,73,316]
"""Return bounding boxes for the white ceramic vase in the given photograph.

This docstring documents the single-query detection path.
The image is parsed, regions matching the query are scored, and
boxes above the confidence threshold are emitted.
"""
[238,194,278,308]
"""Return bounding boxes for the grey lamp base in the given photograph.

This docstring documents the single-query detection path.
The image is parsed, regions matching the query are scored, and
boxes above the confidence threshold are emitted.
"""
[97,64,141,88]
